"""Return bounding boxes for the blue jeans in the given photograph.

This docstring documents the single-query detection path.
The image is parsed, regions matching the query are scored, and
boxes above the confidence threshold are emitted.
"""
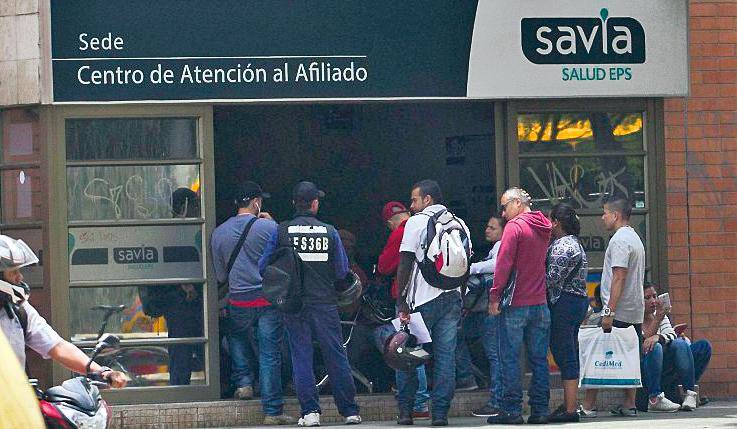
[373,324,430,412]
[397,291,461,418]
[549,293,589,381]
[227,305,285,416]
[499,304,551,417]
[643,338,712,398]
[455,311,501,408]
[284,303,359,417]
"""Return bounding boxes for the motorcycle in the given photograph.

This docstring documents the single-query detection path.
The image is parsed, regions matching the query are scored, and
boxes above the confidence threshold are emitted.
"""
[31,334,121,429]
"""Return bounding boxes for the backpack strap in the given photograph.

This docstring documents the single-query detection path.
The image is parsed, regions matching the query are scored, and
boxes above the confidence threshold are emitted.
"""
[16,304,28,340]
[223,217,258,282]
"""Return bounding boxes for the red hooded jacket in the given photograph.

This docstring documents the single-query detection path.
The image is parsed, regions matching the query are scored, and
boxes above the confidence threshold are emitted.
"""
[489,211,552,307]
[377,219,407,299]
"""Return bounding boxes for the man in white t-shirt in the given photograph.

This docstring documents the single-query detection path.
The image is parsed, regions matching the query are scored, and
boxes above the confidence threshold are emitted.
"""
[581,196,645,418]
[394,179,470,427]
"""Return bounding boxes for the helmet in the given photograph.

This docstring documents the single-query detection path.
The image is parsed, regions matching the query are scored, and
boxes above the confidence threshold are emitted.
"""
[336,270,363,309]
[383,326,430,371]
[0,235,39,271]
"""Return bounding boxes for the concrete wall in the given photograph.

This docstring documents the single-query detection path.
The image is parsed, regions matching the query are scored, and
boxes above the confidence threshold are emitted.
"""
[0,0,40,106]
[665,1,737,398]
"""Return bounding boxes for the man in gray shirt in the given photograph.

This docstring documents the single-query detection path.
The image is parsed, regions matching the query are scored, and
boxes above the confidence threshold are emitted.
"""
[581,196,645,418]
[211,182,294,425]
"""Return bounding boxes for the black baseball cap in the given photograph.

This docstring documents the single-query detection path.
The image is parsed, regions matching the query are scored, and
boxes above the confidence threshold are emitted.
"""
[236,181,270,203]
[293,181,326,202]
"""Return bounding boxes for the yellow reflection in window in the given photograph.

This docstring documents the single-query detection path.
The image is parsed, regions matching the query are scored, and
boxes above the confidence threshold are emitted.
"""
[518,115,642,143]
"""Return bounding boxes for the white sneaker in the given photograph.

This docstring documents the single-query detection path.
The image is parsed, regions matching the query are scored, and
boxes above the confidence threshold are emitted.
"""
[298,412,321,427]
[681,390,698,411]
[345,415,362,425]
[577,405,597,418]
[648,393,680,413]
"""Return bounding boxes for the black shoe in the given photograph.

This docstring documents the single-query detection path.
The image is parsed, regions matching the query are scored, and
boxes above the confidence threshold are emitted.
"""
[487,412,524,425]
[527,415,549,424]
[431,418,448,426]
[397,410,413,426]
[472,405,501,417]
[548,407,580,423]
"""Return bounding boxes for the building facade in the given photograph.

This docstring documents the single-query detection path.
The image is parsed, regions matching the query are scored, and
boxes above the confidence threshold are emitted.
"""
[1,0,732,403]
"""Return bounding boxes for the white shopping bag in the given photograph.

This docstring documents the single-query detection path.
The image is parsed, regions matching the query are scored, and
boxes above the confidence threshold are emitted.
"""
[578,326,642,389]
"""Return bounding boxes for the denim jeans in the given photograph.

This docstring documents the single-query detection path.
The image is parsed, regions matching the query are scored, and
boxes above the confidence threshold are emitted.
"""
[162,295,203,385]
[227,305,285,416]
[499,304,551,417]
[397,291,461,419]
[284,303,359,417]
[373,324,430,412]
[455,311,501,408]
[643,338,711,398]
[549,293,589,381]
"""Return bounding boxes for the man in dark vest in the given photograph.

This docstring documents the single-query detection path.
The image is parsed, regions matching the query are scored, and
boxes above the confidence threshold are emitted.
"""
[260,181,361,427]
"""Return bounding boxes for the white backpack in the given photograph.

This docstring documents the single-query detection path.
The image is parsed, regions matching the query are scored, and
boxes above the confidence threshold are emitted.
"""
[417,209,471,290]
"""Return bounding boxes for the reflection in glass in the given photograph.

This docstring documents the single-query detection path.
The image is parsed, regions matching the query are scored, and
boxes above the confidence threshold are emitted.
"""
[82,344,205,387]
[520,156,645,212]
[1,168,42,222]
[518,112,643,154]
[65,118,197,161]
[67,165,200,220]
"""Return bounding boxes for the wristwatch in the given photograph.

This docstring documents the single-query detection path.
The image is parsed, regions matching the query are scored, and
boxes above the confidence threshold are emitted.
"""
[602,306,615,318]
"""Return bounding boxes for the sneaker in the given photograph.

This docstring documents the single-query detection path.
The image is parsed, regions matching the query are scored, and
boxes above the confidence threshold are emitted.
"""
[455,378,479,392]
[397,410,413,426]
[681,390,698,411]
[648,394,679,413]
[298,412,321,427]
[234,385,254,400]
[527,415,548,424]
[412,409,430,420]
[487,412,524,425]
[471,405,501,417]
[263,415,296,425]
[431,417,448,426]
[577,405,597,418]
[548,406,580,423]
[345,415,362,425]
[610,405,638,416]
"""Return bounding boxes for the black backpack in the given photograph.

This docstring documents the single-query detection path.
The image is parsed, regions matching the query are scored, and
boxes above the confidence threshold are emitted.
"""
[262,226,304,313]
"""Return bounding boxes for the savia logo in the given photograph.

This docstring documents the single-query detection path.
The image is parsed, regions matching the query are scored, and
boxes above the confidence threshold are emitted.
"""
[521,8,645,64]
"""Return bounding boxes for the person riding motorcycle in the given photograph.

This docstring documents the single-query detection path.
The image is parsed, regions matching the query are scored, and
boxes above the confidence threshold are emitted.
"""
[0,234,127,388]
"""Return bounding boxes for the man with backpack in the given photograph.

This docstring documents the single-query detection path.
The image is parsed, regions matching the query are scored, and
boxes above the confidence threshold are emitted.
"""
[395,179,472,427]
[487,188,552,425]
[211,181,295,425]
[260,181,361,427]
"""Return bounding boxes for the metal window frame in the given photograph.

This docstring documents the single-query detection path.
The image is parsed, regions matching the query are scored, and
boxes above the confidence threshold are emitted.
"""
[504,98,667,287]
[49,104,218,404]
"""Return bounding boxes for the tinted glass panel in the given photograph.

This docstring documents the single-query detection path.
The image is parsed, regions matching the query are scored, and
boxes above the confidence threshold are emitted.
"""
[66,118,197,161]
[1,168,42,222]
[1,108,41,164]
[67,165,200,221]
[518,112,643,154]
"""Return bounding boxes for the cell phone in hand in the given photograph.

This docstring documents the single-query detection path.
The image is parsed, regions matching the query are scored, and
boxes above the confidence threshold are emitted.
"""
[658,292,672,311]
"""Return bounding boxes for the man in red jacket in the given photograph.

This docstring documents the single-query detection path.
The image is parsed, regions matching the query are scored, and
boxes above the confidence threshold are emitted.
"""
[375,201,430,419]
[487,188,552,425]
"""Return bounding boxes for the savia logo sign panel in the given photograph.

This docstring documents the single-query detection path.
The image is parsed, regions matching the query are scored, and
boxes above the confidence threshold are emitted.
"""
[467,0,687,99]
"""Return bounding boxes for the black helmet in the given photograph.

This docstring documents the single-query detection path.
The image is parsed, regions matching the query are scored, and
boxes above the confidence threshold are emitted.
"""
[336,270,363,309]
[383,326,430,371]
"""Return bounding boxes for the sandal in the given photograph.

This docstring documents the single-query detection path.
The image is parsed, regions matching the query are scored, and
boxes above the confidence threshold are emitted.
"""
[610,405,638,417]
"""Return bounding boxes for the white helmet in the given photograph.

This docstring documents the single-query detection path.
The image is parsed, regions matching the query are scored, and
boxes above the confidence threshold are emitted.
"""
[0,235,39,271]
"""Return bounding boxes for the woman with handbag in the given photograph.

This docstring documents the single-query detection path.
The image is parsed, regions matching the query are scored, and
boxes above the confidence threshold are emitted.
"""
[546,203,589,423]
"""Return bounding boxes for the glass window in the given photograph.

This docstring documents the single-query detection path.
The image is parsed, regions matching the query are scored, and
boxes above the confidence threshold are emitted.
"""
[1,168,43,222]
[518,112,644,154]
[65,118,197,161]
[66,165,200,221]
[1,108,42,164]
[520,156,646,212]
[579,214,646,269]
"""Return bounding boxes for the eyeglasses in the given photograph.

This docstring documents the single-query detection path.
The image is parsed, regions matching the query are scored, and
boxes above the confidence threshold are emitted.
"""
[499,198,518,214]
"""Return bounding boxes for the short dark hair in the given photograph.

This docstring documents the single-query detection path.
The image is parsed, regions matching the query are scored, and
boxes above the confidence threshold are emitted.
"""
[550,203,581,237]
[603,194,632,220]
[489,215,506,229]
[643,282,658,292]
[412,179,443,204]
[294,199,312,212]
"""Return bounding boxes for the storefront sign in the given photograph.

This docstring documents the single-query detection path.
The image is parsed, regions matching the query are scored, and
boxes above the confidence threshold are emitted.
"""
[50,0,687,103]
[68,225,203,282]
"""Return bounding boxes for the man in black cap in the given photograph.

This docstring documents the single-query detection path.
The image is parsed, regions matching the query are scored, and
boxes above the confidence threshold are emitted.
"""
[211,181,295,425]
[260,181,362,427]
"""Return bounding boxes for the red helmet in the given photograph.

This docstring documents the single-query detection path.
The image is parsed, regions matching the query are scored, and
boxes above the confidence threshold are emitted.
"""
[383,326,430,371]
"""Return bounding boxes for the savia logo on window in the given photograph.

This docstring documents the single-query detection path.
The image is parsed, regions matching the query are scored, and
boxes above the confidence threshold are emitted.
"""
[521,8,645,65]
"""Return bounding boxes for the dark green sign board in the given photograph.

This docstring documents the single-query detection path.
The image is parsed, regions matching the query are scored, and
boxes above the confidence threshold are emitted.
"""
[51,0,479,102]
